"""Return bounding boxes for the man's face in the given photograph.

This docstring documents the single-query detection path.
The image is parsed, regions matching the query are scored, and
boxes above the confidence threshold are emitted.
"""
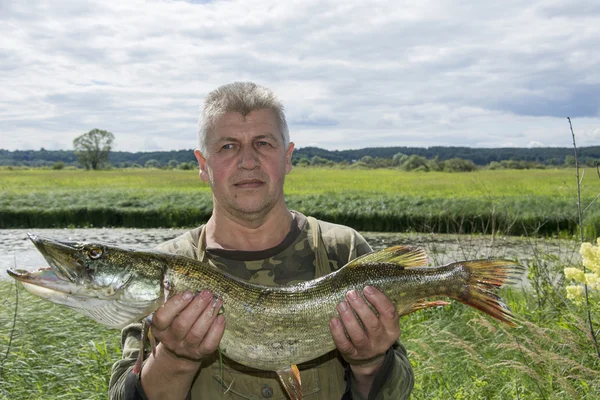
[195,109,294,220]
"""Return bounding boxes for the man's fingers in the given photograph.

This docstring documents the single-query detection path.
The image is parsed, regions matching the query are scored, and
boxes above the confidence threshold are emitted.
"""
[345,289,382,333]
[337,300,370,349]
[185,298,223,345]
[329,317,355,356]
[152,291,195,330]
[363,286,399,331]
[198,314,226,355]
[170,291,213,335]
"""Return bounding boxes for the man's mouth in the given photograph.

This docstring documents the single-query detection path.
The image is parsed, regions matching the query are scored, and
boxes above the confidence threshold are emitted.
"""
[234,179,264,189]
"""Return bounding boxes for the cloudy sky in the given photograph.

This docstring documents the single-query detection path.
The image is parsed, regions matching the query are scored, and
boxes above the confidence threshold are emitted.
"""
[1,0,599,152]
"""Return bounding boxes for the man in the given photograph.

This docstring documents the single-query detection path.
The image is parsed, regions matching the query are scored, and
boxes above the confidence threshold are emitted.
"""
[109,82,414,399]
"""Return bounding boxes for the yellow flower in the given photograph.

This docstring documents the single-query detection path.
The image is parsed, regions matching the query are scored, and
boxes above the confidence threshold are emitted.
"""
[585,273,600,290]
[566,285,585,304]
[580,240,600,274]
[564,267,585,283]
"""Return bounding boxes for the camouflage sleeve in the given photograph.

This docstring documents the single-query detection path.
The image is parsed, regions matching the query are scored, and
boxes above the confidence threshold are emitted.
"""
[108,323,146,400]
[347,341,414,400]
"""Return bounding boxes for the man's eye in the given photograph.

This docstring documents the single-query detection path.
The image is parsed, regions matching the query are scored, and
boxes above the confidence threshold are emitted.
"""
[222,144,234,150]
[256,141,270,147]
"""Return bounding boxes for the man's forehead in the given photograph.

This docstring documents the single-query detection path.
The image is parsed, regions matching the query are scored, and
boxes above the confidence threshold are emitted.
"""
[217,109,277,125]
[210,109,280,138]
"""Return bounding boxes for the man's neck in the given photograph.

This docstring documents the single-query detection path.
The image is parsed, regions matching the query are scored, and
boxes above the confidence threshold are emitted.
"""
[205,205,294,252]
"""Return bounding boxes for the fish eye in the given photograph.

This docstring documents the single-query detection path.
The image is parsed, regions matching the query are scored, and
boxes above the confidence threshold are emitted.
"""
[87,247,103,259]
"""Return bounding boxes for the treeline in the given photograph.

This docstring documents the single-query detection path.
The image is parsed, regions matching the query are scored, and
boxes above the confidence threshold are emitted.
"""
[1,146,599,170]
[294,146,600,166]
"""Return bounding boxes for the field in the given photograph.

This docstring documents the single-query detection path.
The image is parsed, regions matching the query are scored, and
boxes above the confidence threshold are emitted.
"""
[1,168,600,237]
[1,167,599,398]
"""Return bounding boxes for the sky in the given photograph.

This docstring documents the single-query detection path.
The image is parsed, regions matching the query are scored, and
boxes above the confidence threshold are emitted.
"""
[1,0,599,152]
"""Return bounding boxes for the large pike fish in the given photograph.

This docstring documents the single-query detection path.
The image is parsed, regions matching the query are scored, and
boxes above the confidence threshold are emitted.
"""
[8,234,523,399]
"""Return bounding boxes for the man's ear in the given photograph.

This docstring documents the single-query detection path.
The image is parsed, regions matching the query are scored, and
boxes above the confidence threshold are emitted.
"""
[194,149,210,182]
[285,142,295,174]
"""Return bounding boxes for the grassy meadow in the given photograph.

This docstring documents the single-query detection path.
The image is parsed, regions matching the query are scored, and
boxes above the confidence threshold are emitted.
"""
[2,167,600,237]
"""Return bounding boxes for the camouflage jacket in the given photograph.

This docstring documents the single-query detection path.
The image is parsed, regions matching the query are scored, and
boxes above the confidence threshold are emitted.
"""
[108,212,414,400]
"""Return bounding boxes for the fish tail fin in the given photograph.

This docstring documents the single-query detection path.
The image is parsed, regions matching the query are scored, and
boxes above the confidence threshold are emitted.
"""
[450,260,524,327]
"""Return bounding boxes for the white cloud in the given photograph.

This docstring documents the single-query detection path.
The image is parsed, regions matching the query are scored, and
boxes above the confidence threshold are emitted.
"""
[1,0,599,151]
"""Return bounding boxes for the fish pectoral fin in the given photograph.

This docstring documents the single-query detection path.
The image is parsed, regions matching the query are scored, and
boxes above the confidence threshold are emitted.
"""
[399,300,451,315]
[276,364,303,400]
[348,246,428,269]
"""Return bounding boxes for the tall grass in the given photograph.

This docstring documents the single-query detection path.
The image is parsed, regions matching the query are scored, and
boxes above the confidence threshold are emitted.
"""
[0,282,118,399]
[405,305,600,399]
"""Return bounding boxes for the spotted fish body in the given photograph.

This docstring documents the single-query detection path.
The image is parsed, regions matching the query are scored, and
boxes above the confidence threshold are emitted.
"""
[8,234,522,372]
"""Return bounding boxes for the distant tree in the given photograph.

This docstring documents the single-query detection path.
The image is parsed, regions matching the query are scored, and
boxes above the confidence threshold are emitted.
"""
[178,161,195,170]
[426,156,444,172]
[145,159,162,169]
[488,161,504,170]
[443,158,476,172]
[73,129,115,170]
[51,161,65,170]
[295,158,310,167]
[359,155,375,166]
[391,152,407,167]
[564,155,576,167]
[168,160,179,169]
[401,155,428,171]
[310,155,334,167]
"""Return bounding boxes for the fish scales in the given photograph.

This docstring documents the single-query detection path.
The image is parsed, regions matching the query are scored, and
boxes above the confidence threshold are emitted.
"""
[159,255,514,370]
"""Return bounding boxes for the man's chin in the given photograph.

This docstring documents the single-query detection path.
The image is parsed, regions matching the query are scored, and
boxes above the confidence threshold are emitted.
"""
[227,198,278,218]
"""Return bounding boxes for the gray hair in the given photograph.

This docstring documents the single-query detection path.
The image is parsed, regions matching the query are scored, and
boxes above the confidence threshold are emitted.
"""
[197,82,289,154]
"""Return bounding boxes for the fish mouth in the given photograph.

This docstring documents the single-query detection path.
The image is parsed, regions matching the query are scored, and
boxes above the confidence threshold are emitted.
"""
[26,233,87,283]
[8,235,119,312]
[7,267,93,299]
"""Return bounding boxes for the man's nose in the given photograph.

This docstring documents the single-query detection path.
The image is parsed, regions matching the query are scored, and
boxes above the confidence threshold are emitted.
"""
[238,146,259,169]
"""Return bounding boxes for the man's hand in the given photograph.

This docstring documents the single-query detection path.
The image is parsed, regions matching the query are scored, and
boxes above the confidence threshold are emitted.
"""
[329,286,400,396]
[151,290,226,363]
[140,290,226,400]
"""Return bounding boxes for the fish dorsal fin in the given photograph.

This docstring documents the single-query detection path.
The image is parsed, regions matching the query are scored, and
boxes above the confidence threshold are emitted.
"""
[347,246,428,269]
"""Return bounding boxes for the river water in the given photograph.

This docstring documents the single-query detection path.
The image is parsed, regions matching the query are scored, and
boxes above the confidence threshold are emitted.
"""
[0,228,581,280]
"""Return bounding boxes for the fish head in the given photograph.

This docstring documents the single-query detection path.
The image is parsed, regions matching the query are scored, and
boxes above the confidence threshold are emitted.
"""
[7,233,166,329]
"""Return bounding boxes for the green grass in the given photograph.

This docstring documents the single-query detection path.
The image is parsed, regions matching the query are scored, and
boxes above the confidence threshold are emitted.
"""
[0,281,118,399]
[403,296,600,399]
[0,167,595,198]
[1,168,599,236]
